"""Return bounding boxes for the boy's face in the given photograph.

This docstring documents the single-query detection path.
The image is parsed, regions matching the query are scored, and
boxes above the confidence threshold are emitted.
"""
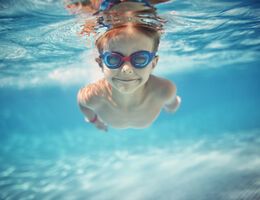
[97,31,159,94]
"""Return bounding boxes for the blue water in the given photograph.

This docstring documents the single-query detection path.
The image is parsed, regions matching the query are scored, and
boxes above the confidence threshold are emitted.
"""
[1,0,260,199]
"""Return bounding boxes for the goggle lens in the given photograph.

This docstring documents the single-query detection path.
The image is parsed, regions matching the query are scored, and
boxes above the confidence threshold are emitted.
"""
[105,53,121,68]
[131,52,150,67]
[101,51,155,69]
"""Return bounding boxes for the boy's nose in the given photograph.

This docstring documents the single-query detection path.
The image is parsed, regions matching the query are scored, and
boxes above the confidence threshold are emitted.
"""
[121,63,133,74]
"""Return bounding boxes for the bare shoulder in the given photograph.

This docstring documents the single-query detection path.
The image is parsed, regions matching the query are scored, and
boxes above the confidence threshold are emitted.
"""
[148,75,176,101]
[77,79,109,108]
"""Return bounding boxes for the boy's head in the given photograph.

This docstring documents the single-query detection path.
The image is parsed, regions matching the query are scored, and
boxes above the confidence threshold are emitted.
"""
[95,24,161,94]
[95,24,161,54]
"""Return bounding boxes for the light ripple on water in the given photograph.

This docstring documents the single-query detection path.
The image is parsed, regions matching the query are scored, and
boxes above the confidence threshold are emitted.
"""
[0,129,259,200]
[0,0,260,87]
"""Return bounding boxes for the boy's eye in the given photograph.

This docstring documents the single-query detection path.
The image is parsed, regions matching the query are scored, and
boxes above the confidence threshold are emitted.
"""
[133,55,148,64]
[107,55,120,65]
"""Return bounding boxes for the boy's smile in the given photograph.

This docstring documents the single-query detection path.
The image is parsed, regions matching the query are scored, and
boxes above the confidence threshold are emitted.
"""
[112,78,140,82]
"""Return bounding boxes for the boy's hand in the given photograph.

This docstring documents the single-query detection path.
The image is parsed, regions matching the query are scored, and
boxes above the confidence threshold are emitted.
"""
[94,119,108,132]
[84,116,108,132]
[164,96,181,113]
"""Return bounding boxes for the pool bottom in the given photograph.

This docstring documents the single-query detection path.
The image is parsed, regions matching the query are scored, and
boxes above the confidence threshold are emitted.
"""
[0,129,259,200]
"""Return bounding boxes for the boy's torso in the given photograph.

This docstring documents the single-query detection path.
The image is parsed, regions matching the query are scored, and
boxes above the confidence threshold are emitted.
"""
[89,75,168,128]
[96,92,163,128]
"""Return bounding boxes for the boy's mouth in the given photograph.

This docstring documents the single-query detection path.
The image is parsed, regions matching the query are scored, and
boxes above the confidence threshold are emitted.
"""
[113,78,140,82]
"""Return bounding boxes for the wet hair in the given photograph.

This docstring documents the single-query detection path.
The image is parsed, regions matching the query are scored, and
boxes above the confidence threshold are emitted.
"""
[95,24,161,53]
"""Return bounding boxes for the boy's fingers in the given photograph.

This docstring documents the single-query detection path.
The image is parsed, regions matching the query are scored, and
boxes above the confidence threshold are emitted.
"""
[101,125,108,132]
[96,124,108,132]
[101,124,108,132]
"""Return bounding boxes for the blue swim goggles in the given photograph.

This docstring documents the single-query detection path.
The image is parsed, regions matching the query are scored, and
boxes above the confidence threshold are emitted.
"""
[100,50,156,69]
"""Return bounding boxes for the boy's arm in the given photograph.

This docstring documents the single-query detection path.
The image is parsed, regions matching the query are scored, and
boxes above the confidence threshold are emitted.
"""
[78,103,98,123]
[163,81,181,112]
[77,88,108,131]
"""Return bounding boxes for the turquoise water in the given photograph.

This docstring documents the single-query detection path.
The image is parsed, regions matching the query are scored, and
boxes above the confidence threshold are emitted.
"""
[1,0,260,199]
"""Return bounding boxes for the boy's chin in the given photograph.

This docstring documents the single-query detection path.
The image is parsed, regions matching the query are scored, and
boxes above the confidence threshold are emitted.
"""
[115,85,139,94]
[112,79,142,93]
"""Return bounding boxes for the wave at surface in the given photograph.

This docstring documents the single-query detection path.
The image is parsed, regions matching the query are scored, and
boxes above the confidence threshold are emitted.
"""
[0,0,260,88]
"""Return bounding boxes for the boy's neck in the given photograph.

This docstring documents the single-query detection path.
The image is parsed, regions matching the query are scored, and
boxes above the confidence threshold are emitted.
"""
[110,80,149,110]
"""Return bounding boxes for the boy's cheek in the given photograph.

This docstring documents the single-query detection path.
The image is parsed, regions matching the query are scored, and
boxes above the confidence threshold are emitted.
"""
[151,59,158,69]
[103,69,115,78]
[103,68,111,74]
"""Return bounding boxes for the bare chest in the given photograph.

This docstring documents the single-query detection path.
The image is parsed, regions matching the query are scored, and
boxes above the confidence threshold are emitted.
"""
[96,99,163,129]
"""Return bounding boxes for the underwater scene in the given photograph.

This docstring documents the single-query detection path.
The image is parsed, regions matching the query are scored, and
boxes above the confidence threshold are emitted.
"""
[0,0,260,199]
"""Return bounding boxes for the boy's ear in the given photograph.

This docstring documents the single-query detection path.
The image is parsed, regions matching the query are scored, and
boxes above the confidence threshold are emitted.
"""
[152,55,159,69]
[95,57,103,69]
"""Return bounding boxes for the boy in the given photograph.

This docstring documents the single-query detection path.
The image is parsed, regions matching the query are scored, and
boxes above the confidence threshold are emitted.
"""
[77,24,181,131]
